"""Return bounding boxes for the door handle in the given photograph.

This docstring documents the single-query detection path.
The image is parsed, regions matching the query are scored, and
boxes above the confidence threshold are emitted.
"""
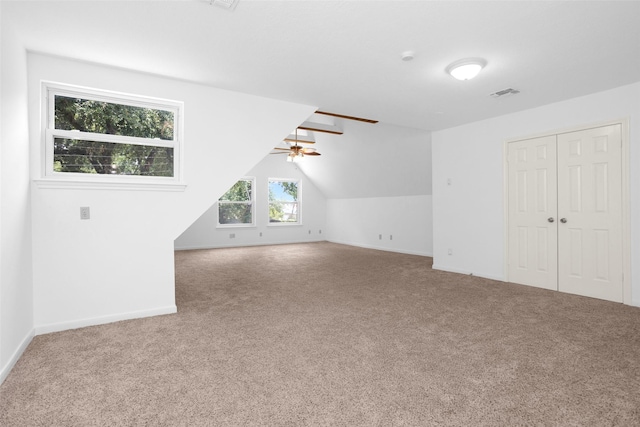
[560,218,567,223]
[548,217,555,223]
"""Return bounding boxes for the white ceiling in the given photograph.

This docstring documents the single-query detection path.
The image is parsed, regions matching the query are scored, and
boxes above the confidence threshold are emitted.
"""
[7,0,640,131]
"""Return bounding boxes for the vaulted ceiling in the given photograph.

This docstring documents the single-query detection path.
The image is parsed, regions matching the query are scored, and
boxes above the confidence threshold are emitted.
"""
[9,1,640,131]
[5,0,640,198]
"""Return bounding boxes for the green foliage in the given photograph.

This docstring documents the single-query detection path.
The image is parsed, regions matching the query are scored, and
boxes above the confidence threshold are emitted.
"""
[268,181,298,222]
[53,96,175,176]
[218,180,253,224]
[220,180,252,202]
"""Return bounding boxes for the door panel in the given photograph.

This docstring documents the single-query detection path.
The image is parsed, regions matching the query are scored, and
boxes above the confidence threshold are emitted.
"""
[557,124,622,302]
[508,135,558,290]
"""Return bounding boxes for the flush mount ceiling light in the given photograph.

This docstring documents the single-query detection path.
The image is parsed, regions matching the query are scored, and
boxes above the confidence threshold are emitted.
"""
[446,58,487,81]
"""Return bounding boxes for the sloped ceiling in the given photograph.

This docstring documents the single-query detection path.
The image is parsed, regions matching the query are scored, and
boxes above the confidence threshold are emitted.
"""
[4,0,640,199]
[7,1,639,130]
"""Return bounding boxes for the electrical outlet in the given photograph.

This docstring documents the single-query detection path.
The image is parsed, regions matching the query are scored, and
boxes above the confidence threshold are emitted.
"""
[229,233,235,239]
[390,235,393,240]
[379,234,382,240]
[259,232,263,237]
[448,248,453,255]
[319,230,322,234]
[308,230,311,234]
[80,207,90,220]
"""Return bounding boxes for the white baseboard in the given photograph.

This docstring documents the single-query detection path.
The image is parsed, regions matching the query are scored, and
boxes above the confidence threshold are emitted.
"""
[0,328,34,386]
[326,239,433,258]
[35,305,177,335]
[431,264,504,282]
[174,238,326,251]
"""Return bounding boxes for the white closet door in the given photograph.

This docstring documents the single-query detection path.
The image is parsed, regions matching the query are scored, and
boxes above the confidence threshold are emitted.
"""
[507,135,558,290]
[557,124,623,302]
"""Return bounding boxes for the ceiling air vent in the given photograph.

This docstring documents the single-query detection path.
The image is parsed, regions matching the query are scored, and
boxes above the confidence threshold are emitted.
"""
[490,88,520,98]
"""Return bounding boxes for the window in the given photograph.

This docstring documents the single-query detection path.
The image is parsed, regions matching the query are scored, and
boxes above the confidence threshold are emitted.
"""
[217,178,255,227]
[43,82,182,184]
[268,179,300,224]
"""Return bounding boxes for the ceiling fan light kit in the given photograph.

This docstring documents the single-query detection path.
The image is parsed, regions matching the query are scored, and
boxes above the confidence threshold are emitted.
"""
[446,58,487,80]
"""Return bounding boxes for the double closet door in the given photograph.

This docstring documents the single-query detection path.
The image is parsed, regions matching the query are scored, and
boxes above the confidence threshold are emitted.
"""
[507,124,623,302]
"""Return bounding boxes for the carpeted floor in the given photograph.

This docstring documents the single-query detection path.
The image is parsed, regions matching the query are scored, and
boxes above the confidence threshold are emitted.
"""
[1,242,639,426]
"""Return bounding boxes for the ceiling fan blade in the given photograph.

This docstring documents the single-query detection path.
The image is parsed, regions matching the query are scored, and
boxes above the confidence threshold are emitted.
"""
[315,110,378,124]
[301,147,317,154]
[272,147,290,151]
[304,151,321,156]
[270,152,290,155]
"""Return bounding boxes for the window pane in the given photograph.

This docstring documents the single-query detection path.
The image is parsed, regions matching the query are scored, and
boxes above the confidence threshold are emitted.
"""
[218,203,253,225]
[268,181,297,201]
[269,202,298,223]
[268,180,299,223]
[54,138,174,176]
[55,95,174,140]
[220,180,252,202]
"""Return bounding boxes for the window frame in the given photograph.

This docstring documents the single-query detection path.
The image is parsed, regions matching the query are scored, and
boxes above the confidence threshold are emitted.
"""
[41,81,184,187]
[267,178,302,226]
[216,177,256,228]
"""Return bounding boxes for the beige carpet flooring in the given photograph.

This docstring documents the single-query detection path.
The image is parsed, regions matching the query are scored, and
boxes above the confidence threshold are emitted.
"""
[1,242,639,426]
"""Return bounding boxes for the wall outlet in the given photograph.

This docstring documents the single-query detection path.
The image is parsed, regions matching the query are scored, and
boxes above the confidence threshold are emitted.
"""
[229,233,236,239]
[80,207,90,220]
[319,230,322,234]
[448,248,453,255]
[379,234,382,240]
[259,232,262,237]
[390,235,393,240]
[308,230,311,234]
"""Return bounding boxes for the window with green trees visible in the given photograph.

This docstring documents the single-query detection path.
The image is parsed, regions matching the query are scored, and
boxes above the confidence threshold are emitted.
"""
[268,179,300,224]
[218,178,255,227]
[44,82,182,182]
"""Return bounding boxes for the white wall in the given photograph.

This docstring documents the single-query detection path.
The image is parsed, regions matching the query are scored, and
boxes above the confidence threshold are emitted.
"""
[326,195,433,257]
[0,7,35,383]
[174,154,327,250]
[432,82,640,305]
[27,53,315,334]
[299,121,432,199]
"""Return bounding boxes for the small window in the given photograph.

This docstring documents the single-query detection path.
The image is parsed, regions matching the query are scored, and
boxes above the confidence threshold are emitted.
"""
[217,178,255,227]
[43,82,182,184]
[268,178,300,224]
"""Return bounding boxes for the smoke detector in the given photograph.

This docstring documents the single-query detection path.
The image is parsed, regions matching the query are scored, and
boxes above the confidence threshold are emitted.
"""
[490,88,520,98]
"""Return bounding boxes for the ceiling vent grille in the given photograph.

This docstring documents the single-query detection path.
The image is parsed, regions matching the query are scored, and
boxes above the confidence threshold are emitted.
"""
[490,88,520,98]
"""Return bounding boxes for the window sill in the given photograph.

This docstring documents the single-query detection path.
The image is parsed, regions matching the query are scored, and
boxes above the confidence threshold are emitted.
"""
[33,178,187,192]
[216,224,256,229]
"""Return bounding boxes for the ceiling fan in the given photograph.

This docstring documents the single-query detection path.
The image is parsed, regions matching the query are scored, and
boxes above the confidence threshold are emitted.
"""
[271,110,377,162]
[271,129,321,162]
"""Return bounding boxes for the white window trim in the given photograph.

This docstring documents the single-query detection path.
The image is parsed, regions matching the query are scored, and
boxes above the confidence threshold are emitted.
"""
[267,177,302,226]
[38,81,185,190]
[217,177,256,228]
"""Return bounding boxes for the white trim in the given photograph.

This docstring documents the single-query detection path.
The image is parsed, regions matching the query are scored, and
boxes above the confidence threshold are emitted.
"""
[35,305,177,335]
[41,81,184,184]
[49,129,175,148]
[33,178,186,192]
[326,239,433,258]
[0,329,35,386]
[503,118,631,305]
[267,177,302,225]
[174,238,326,251]
[432,264,504,282]
[216,177,256,228]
